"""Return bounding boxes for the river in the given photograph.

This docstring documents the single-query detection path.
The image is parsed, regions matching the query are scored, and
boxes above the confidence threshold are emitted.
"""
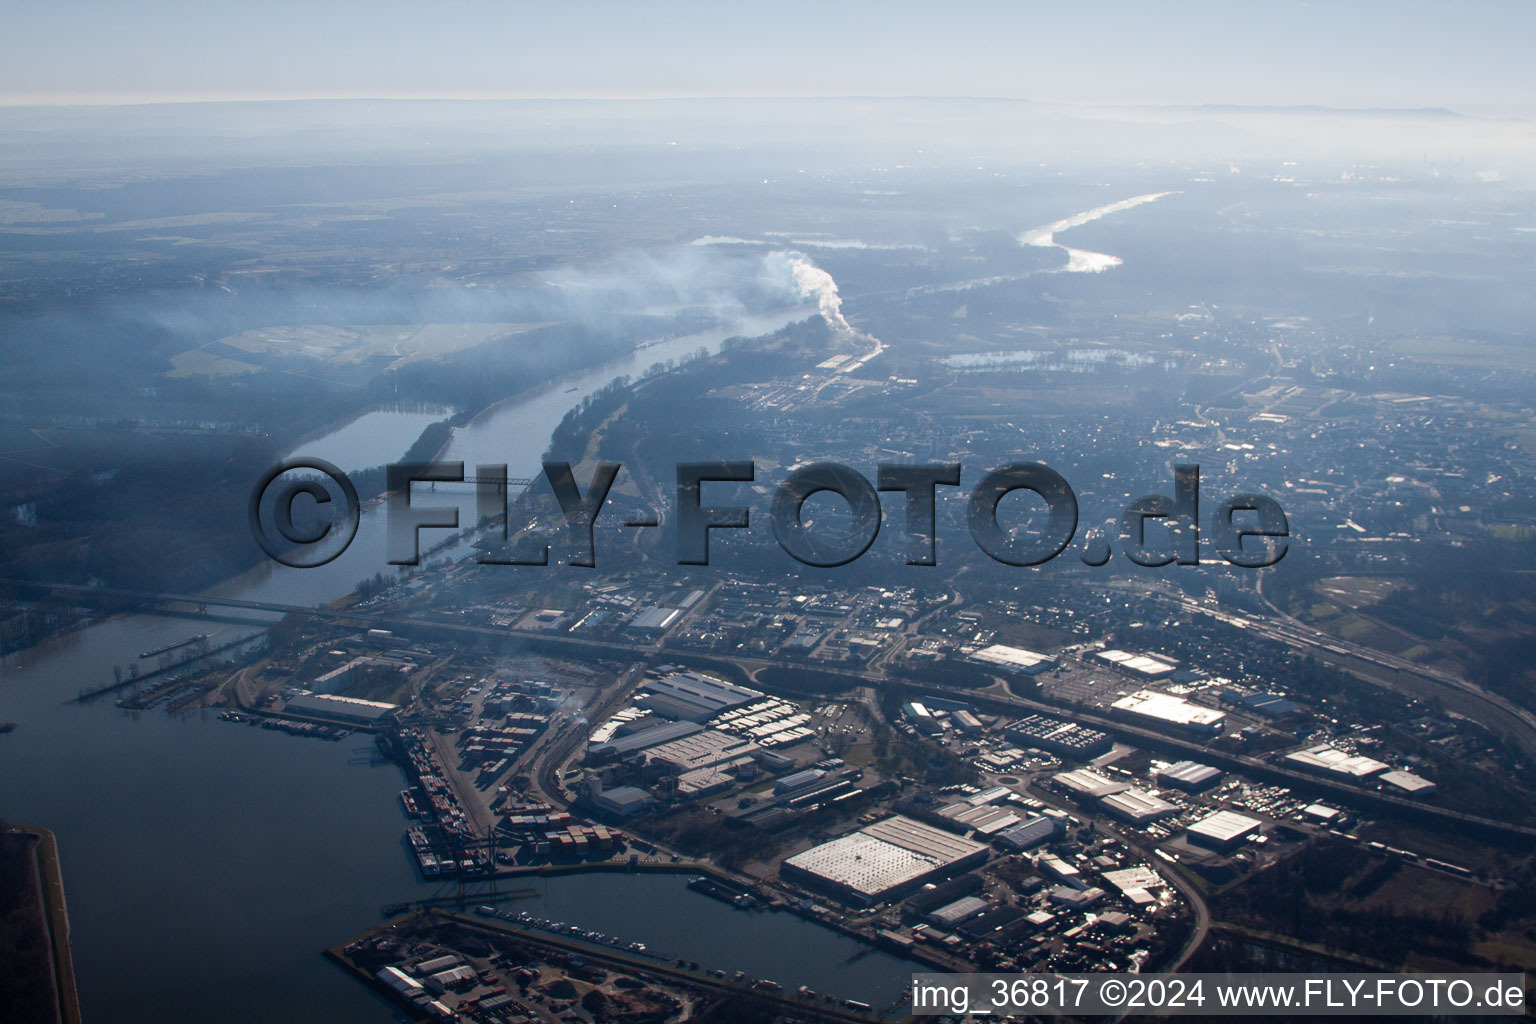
[1,305,919,1021]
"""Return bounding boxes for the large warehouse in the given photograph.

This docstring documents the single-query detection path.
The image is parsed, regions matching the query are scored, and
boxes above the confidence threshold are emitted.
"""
[642,728,760,773]
[1185,809,1262,850]
[1053,767,1130,799]
[283,691,399,724]
[1094,649,1177,680]
[585,720,703,763]
[1008,714,1113,759]
[636,671,762,722]
[1156,760,1223,792]
[781,815,989,906]
[1284,743,1389,781]
[969,644,1055,675]
[1100,788,1179,825]
[1109,689,1225,739]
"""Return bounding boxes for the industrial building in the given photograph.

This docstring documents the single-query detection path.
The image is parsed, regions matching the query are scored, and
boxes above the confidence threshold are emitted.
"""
[1109,689,1225,739]
[313,655,413,694]
[376,966,426,1000]
[1301,803,1344,825]
[283,691,399,724]
[927,895,989,929]
[1101,865,1164,906]
[1284,743,1389,780]
[781,815,989,906]
[1220,689,1302,719]
[1008,714,1113,759]
[902,701,942,735]
[628,606,682,632]
[586,720,703,762]
[1094,649,1176,679]
[1036,853,1084,889]
[1378,769,1436,796]
[1185,809,1262,850]
[951,710,984,733]
[969,644,1055,674]
[590,785,651,817]
[902,874,984,919]
[427,965,478,992]
[939,801,1023,836]
[995,815,1058,851]
[643,728,761,773]
[1050,885,1105,909]
[1100,788,1179,825]
[1156,760,1223,792]
[675,765,739,799]
[635,671,763,722]
[1052,767,1130,799]
[774,768,826,796]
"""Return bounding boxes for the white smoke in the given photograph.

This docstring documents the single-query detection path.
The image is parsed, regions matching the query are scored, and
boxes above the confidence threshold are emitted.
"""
[689,235,764,247]
[766,251,865,341]
[790,256,854,336]
[761,250,885,372]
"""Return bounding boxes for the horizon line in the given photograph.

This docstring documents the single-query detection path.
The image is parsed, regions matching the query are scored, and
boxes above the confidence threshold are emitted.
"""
[0,93,1497,120]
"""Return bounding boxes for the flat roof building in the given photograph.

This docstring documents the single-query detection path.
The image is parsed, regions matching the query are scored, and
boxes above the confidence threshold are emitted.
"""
[781,815,989,906]
[644,728,761,774]
[676,765,743,799]
[1008,715,1113,759]
[996,815,1057,851]
[1053,768,1129,799]
[1378,769,1436,796]
[952,710,984,734]
[1157,760,1223,792]
[1050,885,1105,909]
[1302,803,1343,824]
[1110,690,1225,739]
[1036,853,1084,889]
[970,644,1055,674]
[927,896,989,929]
[629,606,682,632]
[591,785,651,817]
[1284,743,1389,781]
[586,720,703,762]
[1100,788,1179,824]
[283,691,399,724]
[1101,865,1165,905]
[636,671,763,722]
[1186,809,1262,850]
[902,701,942,735]
[775,768,827,796]
[1095,649,1176,678]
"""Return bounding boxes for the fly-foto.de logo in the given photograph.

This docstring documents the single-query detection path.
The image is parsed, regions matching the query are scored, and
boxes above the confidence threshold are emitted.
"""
[249,460,1288,571]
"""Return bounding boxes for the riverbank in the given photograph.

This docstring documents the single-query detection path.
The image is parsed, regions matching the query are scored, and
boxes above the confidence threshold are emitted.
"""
[326,906,891,1023]
[397,857,952,973]
[1,825,82,1024]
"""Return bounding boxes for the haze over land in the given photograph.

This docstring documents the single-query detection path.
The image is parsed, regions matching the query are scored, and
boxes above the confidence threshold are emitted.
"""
[1,5,1536,1021]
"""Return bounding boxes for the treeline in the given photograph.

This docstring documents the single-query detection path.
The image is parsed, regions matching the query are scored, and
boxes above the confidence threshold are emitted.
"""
[1213,839,1473,964]
[0,435,281,594]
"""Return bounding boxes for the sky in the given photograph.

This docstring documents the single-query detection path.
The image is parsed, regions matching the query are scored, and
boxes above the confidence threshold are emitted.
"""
[3,0,1534,116]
